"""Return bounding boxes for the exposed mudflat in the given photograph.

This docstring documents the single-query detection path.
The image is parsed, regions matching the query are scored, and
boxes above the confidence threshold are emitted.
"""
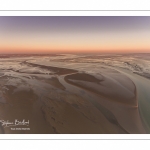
[0,53,149,133]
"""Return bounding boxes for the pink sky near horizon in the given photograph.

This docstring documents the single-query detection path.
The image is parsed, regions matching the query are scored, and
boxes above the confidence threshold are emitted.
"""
[0,16,150,54]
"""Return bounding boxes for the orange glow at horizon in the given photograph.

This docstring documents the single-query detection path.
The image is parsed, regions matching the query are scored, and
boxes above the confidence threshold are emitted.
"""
[1,33,150,54]
[0,16,150,54]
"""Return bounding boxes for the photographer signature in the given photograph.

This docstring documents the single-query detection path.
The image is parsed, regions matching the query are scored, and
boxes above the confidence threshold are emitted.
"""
[0,119,29,128]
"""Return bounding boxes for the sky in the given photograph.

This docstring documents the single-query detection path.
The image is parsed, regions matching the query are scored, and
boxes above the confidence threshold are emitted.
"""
[0,16,150,54]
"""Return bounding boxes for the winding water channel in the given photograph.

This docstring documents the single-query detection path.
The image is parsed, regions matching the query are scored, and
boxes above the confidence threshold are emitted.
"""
[113,66,150,133]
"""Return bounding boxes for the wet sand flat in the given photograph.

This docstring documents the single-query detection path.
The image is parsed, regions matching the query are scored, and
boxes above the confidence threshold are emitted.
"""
[0,54,148,133]
[65,72,136,106]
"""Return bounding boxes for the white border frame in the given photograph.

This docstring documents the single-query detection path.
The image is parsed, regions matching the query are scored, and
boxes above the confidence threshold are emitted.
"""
[0,11,150,139]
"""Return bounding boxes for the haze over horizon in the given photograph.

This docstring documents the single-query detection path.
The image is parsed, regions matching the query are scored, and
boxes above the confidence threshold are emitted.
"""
[0,16,150,54]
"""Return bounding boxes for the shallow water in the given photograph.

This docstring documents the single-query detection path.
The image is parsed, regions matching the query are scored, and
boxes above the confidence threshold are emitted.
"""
[112,67,150,133]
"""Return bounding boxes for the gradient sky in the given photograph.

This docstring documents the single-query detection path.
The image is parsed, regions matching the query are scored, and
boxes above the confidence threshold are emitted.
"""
[0,16,150,54]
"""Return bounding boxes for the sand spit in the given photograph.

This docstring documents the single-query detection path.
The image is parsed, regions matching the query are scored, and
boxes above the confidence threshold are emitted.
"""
[65,72,136,106]
[65,73,102,83]
[23,61,78,75]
